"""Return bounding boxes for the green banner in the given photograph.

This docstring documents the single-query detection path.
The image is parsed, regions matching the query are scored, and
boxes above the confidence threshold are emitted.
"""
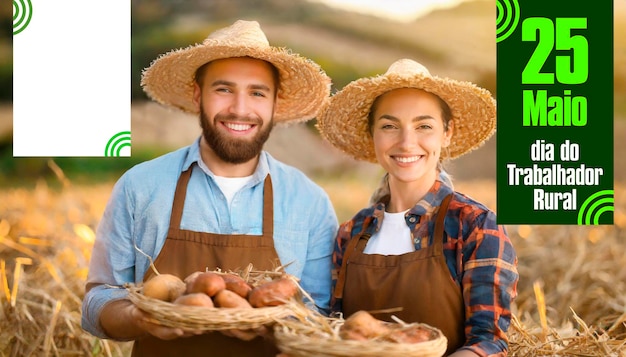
[496,0,614,224]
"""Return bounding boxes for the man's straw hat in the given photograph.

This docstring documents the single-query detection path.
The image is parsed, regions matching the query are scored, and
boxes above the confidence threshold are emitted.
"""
[317,59,496,162]
[141,20,331,124]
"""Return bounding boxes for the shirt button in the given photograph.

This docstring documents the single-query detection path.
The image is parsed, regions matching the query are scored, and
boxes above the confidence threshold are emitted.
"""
[408,216,417,223]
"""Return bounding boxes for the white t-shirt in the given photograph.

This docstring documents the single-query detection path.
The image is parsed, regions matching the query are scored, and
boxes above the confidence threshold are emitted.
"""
[363,209,415,255]
[213,175,254,207]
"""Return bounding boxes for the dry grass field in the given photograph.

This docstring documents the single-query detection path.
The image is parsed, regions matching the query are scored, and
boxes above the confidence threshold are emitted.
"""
[0,171,625,356]
[1,0,625,355]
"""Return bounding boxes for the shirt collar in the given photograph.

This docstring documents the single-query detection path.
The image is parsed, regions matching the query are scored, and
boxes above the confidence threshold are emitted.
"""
[182,137,202,172]
[183,137,270,187]
[408,179,455,217]
[370,174,455,232]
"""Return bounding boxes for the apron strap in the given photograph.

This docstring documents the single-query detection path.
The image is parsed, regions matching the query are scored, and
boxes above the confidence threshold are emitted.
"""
[262,175,274,237]
[169,165,194,231]
[433,194,453,251]
[168,164,274,237]
[334,193,454,301]
[333,231,370,300]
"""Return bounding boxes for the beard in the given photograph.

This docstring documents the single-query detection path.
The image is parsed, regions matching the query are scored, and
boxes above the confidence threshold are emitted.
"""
[200,109,273,164]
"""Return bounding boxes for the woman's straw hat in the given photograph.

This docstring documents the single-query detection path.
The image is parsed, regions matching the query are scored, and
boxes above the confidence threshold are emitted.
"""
[141,20,331,124]
[317,59,496,162]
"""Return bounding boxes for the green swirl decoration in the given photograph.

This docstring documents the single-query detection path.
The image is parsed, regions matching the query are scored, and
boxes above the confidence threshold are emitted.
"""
[577,190,614,225]
[105,131,132,157]
[496,0,520,43]
[13,0,33,35]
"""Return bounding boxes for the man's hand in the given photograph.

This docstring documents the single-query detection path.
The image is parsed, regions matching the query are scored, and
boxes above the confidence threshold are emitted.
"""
[100,299,203,340]
[129,304,204,340]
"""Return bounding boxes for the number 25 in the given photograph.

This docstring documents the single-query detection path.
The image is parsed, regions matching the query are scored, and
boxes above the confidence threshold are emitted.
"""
[521,17,588,85]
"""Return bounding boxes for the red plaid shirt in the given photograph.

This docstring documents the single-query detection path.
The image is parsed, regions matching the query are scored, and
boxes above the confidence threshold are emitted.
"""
[331,180,519,356]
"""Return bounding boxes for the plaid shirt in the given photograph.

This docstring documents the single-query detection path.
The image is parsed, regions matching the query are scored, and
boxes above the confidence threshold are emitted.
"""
[331,180,518,356]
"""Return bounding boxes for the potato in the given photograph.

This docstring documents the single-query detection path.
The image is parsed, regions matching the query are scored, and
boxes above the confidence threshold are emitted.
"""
[214,289,253,308]
[340,311,433,343]
[221,274,253,298]
[174,292,215,307]
[382,326,434,344]
[143,274,186,302]
[247,277,299,307]
[338,328,369,341]
[339,310,391,340]
[183,271,204,285]
[185,272,226,297]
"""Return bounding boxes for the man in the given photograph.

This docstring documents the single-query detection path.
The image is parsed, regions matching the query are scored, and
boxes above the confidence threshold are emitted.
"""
[81,20,338,356]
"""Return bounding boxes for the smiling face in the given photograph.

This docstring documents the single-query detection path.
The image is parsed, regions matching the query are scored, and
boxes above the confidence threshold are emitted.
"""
[370,88,453,191]
[193,57,278,170]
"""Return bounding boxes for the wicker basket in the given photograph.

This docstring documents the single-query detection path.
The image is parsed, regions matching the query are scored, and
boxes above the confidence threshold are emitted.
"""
[273,306,448,357]
[127,267,308,331]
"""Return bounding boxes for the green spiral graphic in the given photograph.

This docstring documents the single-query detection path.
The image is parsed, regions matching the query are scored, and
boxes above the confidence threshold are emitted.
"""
[13,0,33,35]
[105,131,132,157]
[577,190,614,225]
[496,0,520,43]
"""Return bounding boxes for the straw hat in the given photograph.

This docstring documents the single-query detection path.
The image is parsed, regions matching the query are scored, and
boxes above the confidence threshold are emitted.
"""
[141,20,331,124]
[317,59,496,162]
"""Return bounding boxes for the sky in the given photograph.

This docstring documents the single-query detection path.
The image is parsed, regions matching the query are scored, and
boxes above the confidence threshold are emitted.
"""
[307,0,469,22]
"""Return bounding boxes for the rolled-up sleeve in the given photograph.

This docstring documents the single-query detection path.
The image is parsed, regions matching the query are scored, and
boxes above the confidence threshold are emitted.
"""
[81,174,138,338]
[82,285,130,338]
[459,211,518,356]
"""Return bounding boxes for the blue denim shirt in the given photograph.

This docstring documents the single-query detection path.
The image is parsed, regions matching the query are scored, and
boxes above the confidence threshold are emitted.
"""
[81,138,338,338]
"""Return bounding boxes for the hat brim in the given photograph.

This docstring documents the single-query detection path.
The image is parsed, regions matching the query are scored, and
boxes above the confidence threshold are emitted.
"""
[141,43,331,124]
[317,73,496,162]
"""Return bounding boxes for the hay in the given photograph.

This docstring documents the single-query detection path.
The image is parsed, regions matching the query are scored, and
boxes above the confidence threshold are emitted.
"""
[0,179,131,357]
[509,311,626,356]
[126,265,311,331]
[1,171,625,356]
[492,183,626,356]
[273,305,448,357]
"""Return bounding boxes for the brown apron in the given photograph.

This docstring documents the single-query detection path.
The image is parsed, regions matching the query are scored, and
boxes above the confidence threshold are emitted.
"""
[335,194,465,356]
[132,165,281,357]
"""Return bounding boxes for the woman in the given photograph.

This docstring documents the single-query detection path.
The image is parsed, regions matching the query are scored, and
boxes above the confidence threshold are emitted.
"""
[317,59,518,356]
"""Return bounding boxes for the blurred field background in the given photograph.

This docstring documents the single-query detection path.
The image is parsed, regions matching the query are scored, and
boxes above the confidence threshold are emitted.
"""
[1,0,626,355]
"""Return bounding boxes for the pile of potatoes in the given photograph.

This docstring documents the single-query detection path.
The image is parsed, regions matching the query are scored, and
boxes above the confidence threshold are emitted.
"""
[142,271,300,309]
[339,311,436,344]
